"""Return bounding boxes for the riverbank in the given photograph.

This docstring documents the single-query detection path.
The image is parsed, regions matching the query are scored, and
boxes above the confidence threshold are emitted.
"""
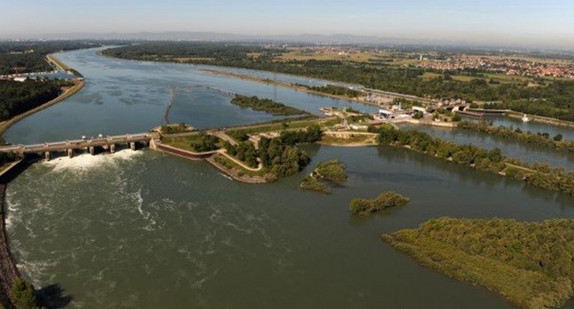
[392,118,458,128]
[151,138,271,183]
[319,131,378,147]
[0,160,26,309]
[46,54,70,71]
[506,110,574,128]
[0,80,85,138]
[201,69,378,107]
[470,108,574,129]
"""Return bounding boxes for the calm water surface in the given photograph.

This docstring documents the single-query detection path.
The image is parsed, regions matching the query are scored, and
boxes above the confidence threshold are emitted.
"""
[5,48,574,308]
[487,115,574,141]
[400,123,574,170]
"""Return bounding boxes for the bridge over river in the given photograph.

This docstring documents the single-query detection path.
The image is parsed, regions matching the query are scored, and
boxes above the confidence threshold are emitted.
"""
[0,133,152,160]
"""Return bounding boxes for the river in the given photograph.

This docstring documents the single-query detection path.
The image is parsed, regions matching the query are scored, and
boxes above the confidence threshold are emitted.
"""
[399,123,574,170]
[4,48,574,308]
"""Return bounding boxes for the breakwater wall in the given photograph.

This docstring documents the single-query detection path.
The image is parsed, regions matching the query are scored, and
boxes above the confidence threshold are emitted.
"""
[0,161,27,309]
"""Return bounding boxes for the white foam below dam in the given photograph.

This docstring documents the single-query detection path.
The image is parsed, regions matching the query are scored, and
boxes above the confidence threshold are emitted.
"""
[42,149,143,172]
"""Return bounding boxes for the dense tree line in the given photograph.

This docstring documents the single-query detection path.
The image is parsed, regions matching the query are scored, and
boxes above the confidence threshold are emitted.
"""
[383,217,574,308]
[0,52,52,75]
[458,120,574,151]
[307,85,361,98]
[370,126,574,196]
[102,42,281,64]
[0,80,70,121]
[230,94,307,116]
[277,124,323,145]
[0,41,102,74]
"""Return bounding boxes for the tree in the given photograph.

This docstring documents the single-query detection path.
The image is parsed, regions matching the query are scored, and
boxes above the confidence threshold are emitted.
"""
[413,111,424,119]
[554,134,563,142]
[487,148,504,163]
[192,134,220,152]
[10,277,40,309]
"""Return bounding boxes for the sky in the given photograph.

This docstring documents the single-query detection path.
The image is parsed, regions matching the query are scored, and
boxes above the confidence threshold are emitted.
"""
[1,0,574,48]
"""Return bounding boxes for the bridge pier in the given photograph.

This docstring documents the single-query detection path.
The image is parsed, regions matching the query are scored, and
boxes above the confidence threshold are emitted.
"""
[0,133,150,159]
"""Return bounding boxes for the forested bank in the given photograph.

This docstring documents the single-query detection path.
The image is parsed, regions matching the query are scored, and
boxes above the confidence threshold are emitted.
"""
[382,217,574,309]
[370,126,574,196]
[0,80,71,121]
[218,125,323,179]
[457,120,574,151]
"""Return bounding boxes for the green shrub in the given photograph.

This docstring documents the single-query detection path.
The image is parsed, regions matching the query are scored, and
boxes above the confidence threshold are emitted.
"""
[315,160,347,184]
[299,176,332,194]
[10,277,40,309]
[350,191,409,216]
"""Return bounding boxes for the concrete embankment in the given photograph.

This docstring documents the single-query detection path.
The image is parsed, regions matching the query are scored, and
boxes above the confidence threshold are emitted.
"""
[0,160,27,309]
[46,54,70,71]
[152,139,270,183]
[205,156,269,184]
[506,111,574,128]
[151,140,216,161]
[392,118,457,128]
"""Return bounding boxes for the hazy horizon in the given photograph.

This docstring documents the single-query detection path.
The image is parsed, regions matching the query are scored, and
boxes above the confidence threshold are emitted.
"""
[2,0,574,49]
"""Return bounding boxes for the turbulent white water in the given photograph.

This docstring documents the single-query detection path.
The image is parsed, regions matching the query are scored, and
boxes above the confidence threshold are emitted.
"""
[43,149,143,172]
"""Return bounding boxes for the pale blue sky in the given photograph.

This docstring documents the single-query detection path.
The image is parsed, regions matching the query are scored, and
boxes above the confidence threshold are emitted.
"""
[2,0,573,47]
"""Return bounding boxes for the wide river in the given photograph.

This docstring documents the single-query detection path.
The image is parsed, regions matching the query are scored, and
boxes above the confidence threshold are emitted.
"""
[4,48,574,308]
